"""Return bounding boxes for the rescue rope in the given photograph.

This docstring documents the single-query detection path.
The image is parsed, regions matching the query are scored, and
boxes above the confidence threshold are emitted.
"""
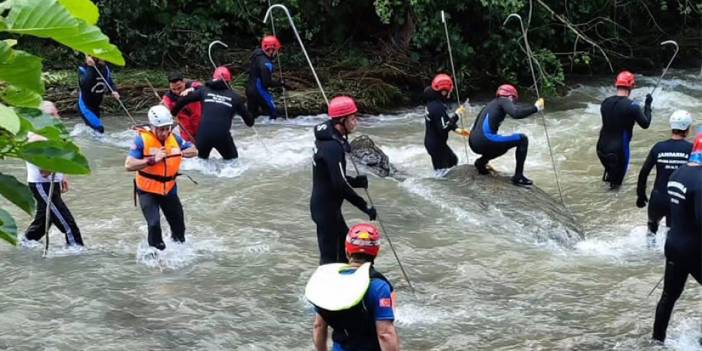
[92,66,139,128]
[264,3,415,293]
[267,0,289,120]
[504,13,566,208]
[42,173,56,258]
[441,10,472,166]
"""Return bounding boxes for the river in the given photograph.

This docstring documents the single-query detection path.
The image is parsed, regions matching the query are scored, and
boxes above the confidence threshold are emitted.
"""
[0,70,700,350]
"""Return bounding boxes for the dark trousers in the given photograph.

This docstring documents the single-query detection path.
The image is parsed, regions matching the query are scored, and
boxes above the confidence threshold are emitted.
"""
[138,189,185,250]
[647,190,670,234]
[473,134,529,176]
[313,210,349,265]
[653,256,702,341]
[196,133,238,160]
[25,182,83,246]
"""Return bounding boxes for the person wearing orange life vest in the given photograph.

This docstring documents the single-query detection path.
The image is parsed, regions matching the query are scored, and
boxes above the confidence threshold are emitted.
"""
[125,105,198,250]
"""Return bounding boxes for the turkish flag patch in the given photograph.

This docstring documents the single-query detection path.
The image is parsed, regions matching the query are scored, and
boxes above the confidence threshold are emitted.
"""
[379,298,392,308]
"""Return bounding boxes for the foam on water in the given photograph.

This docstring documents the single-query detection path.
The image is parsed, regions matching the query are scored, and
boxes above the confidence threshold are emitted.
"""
[180,157,248,178]
[70,124,135,148]
[665,317,702,351]
[135,235,227,270]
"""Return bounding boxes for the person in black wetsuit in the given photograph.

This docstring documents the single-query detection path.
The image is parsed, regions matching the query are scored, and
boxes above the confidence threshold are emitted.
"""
[636,110,693,246]
[597,70,652,189]
[311,96,377,264]
[246,35,288,121]
[652,130,702,343]
[171,66,254,160]
[468,84,543,186]
[423,73,469,173]
[77,56,120,133]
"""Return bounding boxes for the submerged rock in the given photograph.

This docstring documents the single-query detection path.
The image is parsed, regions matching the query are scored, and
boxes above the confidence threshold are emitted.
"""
[348,134,584,246]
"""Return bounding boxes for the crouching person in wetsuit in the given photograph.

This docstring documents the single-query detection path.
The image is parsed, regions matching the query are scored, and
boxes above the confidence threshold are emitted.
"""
[311,96,377,264]
[23,101,84,247]
[161,71,202,143]
[246,35,288,121]
[423,73,469,173]
[636,110,693,246]
[468,84,543,186]
[652,129,702,343]
[172,66,254,160]
[597,70,652,189]
[125,106,198,250]
[77,56,120,133]
[307,223,400,351]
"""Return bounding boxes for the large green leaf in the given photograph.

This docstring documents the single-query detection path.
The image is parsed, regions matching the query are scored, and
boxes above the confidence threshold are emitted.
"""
[0,173,35,215]
[2,0,125,66]
[0,102,21,134]
[1,0,79,38]
[0,208,18,246]
[53,20,124,66]
[18,140,90,174]
[0,40,44,104]
[0,85,42,108]
[58,0,99,25]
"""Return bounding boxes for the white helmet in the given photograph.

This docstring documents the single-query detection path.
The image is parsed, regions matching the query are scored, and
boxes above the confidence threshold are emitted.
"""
[669,110,692,130]
[148,105,173,127]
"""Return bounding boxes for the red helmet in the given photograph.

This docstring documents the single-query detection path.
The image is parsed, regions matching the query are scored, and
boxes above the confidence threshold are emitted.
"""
[345,223,381,257]
[212,66,232,82]
[496,84,519,99]
[261,35,281,52]
[431,73,453,93]
[328,96,358,119]
[615,70,636,89]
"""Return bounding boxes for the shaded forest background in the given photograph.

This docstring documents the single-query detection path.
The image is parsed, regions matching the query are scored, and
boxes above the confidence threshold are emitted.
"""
[23,0,702,113]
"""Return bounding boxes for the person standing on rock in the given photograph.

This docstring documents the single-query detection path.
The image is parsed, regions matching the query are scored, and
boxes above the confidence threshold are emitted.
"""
[636,110,693,246]
[311,96,377,264]
[423,73,469,175]
[468,84,543,186]
[597,70,652,190]
[77,55,120,133]
[652,129,702,343]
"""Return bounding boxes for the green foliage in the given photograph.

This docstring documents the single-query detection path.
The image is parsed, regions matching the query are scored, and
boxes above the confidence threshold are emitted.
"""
[0,0,123,245]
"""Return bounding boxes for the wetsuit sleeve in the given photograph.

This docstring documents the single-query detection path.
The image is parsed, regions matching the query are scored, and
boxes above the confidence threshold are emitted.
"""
[171,89,203,116]
[128,135,145,159]
[367,279,395,321]
[429,104,457,132]
[78,65,95,88]
[636,146,656,198]
[325,144,367,211]
[695,183,702,227]
[501,99,538,119]
[630,101,651,129]
[258,58,282,88]
[237,100,255,127]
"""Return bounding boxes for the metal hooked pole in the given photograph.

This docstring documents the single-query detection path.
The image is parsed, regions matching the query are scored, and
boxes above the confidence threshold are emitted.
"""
[504,13,566,208]
[264,3,414,293]
[267,0,289,120]
[441,10,471,167]
[42,173,56,257]
[207,40,271,154]
[264,4,328,105]
[651,40,679,96]
[92,65,139,127]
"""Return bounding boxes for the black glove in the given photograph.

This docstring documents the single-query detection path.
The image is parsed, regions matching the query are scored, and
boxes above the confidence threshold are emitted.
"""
[636,195,648,208]
[645,94,653,107]
[365,206,377,221]
[347,175,368,189]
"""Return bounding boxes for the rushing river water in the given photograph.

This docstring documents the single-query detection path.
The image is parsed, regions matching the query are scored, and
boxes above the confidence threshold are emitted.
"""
[1,71,701,350]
